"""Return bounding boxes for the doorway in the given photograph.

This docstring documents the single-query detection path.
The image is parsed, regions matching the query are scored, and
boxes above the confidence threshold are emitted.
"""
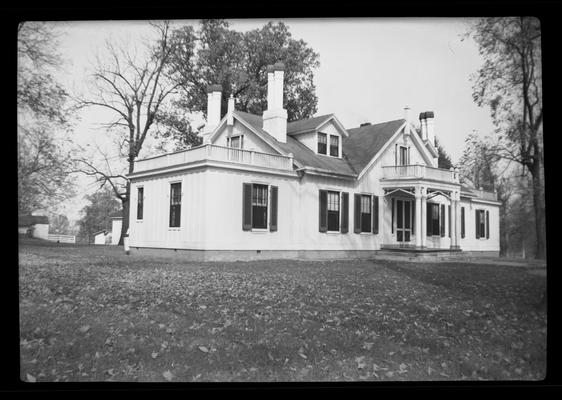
[396,199,412,243]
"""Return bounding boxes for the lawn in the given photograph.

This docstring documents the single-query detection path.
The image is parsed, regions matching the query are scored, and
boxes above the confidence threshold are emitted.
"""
[18,239,547,382]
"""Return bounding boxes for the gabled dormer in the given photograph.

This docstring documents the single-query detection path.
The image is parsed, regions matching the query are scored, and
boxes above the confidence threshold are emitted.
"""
[286,114,349,159]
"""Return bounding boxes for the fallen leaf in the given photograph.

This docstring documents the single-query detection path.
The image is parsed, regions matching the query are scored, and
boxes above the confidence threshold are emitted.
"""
[79,325,90,333]
[151,352,158,359]
[26,373,36,382]
[198,346,209,353]
[163,370,173,381]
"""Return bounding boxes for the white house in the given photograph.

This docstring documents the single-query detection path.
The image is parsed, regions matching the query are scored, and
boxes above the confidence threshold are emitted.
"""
[93,230,110,245]
[127,62,501,261]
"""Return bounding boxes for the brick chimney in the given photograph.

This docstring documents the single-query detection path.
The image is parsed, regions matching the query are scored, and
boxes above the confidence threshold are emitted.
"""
[262,62,288,143]
[419,112,428,141]
[425,111,435,146]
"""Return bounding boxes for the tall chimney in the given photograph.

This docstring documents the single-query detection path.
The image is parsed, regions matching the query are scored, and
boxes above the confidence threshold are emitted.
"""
[206,84,222,131]
[262,62,288,143]
[425,111,435,146]
[227,94,235,126]
[419,112,428,141]
[404,106,411,135]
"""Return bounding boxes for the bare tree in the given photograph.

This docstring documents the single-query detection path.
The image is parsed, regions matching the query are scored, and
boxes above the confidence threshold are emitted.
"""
[74,21,179,245]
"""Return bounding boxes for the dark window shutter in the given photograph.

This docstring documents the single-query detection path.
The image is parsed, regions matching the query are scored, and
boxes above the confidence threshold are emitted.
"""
[486,210,489,239]
[354,194,361,233]
[427,203,432,236]
[341,192,349,233]
[440,204,445,237]
[391,198,395,233]
[319,190,327,232]
[270,186,278,232]
[475,210,480,239]
[243,183,252,231]
[461,207,465,238]
[448,205,451,238]
[372,196,379,234]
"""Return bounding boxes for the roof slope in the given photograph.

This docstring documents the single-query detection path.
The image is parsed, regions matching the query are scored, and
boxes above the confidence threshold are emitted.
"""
[235,111,357,176]
[286,114,333,135]
[342,119,405,174]
[19,215,49,226]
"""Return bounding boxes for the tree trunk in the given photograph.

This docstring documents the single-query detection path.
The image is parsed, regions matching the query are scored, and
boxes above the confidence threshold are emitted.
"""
[531,161,546,259]
[118,181,131,246]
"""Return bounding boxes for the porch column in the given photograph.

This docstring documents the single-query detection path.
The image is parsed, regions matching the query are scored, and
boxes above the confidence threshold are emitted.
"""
[420,186,427,248]
[415,186,422,248]
[452,190,461,249]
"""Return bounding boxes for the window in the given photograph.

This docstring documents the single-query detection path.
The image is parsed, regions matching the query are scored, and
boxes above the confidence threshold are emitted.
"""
[252,184,268,229]
[330,135,339,157]
[137,187,144,220]
[475,209,488,239]
[242,183,278,231]
[318,133,327,154]
[399,146,409,165]
[227,135,243,148]
[360,195,371,232]
[327,191,340,231]
[319,190,348,233]
[169,182,182,228]
[427,202,441,236]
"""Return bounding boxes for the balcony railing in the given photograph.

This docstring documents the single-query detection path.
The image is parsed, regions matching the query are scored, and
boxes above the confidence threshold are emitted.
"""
[471,188,498,201]
[382,164,459,183]
[134,144,294,173]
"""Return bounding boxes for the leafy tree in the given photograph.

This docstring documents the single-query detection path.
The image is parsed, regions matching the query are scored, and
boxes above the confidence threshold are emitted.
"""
[159,20,320,147]
[465,17,544,258]
[78,188,121,244]
[17,22,75,215]
[75,21,178,245]
[435,137,453,170]
[49,214,71,235]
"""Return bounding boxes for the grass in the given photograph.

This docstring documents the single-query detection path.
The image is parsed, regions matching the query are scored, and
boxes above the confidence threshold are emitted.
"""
[18,238,547,382]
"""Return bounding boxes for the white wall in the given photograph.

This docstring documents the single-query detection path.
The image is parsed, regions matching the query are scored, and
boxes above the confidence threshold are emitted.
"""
[94,233,106,245]
[111,219,122,245]
[459,199,500,252]
[32,224,49,240]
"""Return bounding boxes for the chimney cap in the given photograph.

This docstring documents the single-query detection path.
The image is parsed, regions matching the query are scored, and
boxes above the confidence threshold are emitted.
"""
[360,122,371,127]
[273,62,285,71]
[206,84,222,93]
[419,112,426,120]
[425,111,435,118]
[266,65,275,73]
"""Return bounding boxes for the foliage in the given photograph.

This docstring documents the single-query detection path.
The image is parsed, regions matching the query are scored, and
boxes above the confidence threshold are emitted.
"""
[49,214,71,235]
[19,242,545,382]
[159,20,320,148]
[465,17,544,258]
[17,22,75,215]
[77,188,121,243]
[435,137,453,170]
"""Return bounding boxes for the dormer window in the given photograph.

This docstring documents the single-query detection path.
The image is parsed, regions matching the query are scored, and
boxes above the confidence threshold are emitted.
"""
[318,133,327,154]
[330,136,339,157]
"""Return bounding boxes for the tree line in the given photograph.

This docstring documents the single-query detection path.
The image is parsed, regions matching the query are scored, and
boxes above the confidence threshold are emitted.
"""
[17,18,545,257]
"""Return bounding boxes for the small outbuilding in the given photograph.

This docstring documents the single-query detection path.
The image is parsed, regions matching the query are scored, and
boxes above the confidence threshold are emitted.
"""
[109,210,123,245]
[93,230,110,245]
[18,215,50,239]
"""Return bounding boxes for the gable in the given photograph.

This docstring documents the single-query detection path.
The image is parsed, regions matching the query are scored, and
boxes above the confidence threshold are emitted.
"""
[211,118,277,154]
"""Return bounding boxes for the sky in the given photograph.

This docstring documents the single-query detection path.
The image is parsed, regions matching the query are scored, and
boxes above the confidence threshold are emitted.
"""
[43,18,495,223]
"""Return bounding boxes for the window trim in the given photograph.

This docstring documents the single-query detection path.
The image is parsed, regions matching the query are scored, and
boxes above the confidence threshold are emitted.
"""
[326,190,341,232]
[359,193,372,233]
[251,183,269,231]
[329,135,339,157]
[169,181,182,228]
[317,132,327,155]
[227,134,244,149]
[136,186,144,221]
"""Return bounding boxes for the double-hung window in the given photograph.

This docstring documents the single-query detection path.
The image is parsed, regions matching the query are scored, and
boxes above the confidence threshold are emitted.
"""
[327,191,340,231]
[360,195,372,232]
[318,133,327,155]
[399,146,409,165]
[137,187,144,220]
[227,135,243,148]
[169,182,182,228]
[475,209,489,239]
[242,183,278,231]
[319,190,349,233]
[330,136,339,157]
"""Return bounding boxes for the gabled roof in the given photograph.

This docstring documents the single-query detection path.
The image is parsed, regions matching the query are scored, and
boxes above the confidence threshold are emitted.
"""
[235,111,357,177]
[342,119,406,174]
[286,114,333,135]
[18,215,49,227]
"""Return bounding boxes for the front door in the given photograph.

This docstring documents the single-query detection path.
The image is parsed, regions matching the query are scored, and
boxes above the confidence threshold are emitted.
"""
[396,199,412,243]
